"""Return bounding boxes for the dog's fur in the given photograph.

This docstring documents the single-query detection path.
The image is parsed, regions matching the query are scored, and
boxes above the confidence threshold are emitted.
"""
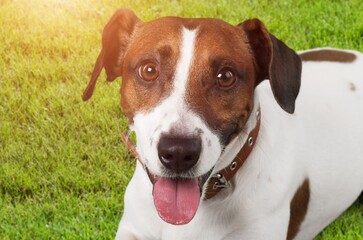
[83,9,363,240]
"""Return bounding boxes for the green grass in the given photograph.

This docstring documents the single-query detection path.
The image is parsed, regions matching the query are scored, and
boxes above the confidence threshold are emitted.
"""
[0,0,362,239]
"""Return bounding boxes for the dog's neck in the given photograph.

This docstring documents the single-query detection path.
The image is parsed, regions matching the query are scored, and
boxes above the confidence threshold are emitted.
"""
[214,94,261,173]
[203,94,261,199]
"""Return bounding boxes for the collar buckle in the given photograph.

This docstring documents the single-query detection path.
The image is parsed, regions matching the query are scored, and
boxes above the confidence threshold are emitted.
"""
[212,173,229,189]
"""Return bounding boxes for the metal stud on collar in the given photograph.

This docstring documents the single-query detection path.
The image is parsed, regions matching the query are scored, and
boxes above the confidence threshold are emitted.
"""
[230,161,237,170]
[248,136,254,146]
[256,110,261,120]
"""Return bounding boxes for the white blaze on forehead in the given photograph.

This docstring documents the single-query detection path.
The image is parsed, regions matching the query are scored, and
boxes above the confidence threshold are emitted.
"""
[173,27,198,101]
[131,27,222,177]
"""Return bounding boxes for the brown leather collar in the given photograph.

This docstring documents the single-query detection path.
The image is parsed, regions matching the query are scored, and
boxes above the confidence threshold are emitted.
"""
[204,108,261,199]
[121,132,144,167]
[121,107,261,200]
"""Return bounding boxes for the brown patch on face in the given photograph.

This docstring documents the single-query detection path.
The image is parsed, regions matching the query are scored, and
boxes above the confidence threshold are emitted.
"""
[287,179,310,240]
[120,17,183,122]
[349,82,356,92]
[120,17,257,143]
[299,49,356,63]
[185,19,256,145]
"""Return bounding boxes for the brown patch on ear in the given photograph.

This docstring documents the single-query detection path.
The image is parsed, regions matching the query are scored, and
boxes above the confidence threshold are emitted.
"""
[82,9,141,101]
[300,49,356,63]
[102,9,141,81]
[287,179,310,240]
[238,19,271,85]
[82,50,104,101]
[238,19,302,113]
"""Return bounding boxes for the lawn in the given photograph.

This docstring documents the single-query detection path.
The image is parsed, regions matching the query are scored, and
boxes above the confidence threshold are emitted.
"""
[0,0,362,239]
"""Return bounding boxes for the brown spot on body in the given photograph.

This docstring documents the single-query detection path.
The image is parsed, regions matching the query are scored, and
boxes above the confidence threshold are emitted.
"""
[299,49,356,63]
[287,179,310,240]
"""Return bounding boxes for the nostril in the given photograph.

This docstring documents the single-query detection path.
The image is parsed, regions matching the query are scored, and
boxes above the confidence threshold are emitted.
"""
[157,135,201,173]
[185,155,193,161]
[159,153,173,164]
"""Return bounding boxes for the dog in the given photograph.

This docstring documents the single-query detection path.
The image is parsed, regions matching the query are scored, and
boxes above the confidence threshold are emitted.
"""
[83,9,363,240]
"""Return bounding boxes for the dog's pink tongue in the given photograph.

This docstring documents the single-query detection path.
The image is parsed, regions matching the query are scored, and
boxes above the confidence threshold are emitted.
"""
[153,178,200,225]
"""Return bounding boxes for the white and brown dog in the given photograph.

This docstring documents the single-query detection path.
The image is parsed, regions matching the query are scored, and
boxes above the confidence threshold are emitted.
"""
[83,9,363,240]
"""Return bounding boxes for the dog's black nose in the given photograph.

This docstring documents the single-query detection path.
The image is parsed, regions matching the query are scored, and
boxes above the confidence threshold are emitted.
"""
[157,135,201,173]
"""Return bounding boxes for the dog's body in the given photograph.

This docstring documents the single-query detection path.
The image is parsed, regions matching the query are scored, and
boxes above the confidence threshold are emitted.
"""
[83,9,363,240]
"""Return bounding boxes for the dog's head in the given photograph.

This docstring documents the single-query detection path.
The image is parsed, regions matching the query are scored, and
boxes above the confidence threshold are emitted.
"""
[83,9,301,225]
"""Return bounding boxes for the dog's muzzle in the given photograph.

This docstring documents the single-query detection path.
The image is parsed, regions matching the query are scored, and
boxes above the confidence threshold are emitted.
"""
[121,106,261,225]
[121,132,207,225]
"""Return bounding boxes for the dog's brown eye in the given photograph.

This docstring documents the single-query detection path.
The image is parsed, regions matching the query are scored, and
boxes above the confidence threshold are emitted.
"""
[217,68,236,88]
[138,62,159,82]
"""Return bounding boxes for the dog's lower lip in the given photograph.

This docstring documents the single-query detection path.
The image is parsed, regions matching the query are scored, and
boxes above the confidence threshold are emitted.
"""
[148,168,214,192]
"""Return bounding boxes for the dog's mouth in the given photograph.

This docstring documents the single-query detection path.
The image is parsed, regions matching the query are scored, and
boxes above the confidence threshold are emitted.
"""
[121,132,213,225]
[149,170,213,225]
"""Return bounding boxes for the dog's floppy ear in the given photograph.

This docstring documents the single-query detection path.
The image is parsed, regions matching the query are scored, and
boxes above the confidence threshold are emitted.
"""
[238,19,302,113]
[82,9,141,101]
